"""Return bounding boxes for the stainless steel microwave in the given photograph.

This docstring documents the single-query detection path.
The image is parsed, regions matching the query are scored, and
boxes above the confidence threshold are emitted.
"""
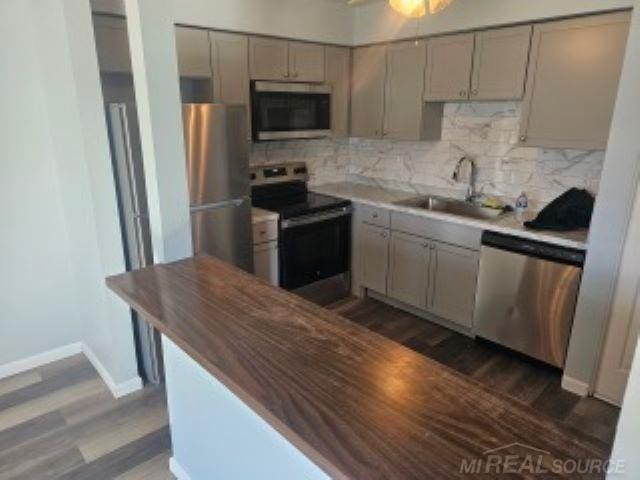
[251,81,331,141]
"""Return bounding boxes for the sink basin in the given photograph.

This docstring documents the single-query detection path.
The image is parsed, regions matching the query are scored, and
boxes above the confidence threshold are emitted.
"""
[395,196,506,220]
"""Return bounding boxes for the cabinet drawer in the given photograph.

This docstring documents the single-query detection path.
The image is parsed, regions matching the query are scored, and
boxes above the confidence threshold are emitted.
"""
[391,212,481,251]
[252,220,278,244]
[355,204,391,228]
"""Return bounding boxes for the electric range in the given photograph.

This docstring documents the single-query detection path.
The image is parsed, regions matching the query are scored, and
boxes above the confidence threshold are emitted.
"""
[250,162,352,290]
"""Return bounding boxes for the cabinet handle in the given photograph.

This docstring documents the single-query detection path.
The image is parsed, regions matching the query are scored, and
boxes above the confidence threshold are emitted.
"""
[283,72,290,78]
[422,243,429,248]
[471,89,478,96]
[381,231,388,238]
[459,90,467,98]
[519,135,527,142]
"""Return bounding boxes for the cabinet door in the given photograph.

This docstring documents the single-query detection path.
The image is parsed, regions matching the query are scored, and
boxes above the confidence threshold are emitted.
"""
[520,12,630,150]
[351,45,386,138]
[175,27,211,78]
[358,224,390,295]
[388,232,430,310]
[384,40,427,141]
[429,242,479,328]
[325,46,351,137]
[254,241,279,287]
[471,25,532,101]
[249,37,289,80]
[424,33,474,101]
[289,42,325,82]
[210,32,250,136]
[93,15,131,73]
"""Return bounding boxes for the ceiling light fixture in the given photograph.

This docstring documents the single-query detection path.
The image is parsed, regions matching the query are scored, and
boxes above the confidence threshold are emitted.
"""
[388,0,453,18]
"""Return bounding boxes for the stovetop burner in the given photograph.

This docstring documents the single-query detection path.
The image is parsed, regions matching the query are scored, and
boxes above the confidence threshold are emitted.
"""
[253,191,351,220]
[250,162,351,219]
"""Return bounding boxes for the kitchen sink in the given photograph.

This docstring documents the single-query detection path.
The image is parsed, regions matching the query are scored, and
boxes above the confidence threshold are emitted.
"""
[394,196,507,220]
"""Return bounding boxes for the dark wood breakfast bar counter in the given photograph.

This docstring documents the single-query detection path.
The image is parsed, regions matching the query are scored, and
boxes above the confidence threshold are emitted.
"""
[107,255,607,479]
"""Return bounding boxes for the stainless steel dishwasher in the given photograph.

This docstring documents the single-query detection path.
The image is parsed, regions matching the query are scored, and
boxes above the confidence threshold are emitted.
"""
[474,232,585,368]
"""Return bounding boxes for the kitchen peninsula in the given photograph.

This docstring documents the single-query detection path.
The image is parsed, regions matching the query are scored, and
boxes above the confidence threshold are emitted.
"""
[107,255,606,479]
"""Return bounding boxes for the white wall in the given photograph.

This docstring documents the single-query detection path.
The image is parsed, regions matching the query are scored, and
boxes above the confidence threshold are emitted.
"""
[92,0,634,46]
[91,0,355,45]
[353,0,633,44]
[565,0,640,388]
[609,338,640,478]
[0,0,140,389]
[0,0,81,365]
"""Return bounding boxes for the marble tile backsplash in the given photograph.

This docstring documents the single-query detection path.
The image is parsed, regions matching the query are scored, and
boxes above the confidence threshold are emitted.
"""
[249,102,605,208]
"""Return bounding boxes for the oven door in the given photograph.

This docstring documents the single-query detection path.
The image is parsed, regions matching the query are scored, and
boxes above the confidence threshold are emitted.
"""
[252,82,331,141]
[279,208,351,290]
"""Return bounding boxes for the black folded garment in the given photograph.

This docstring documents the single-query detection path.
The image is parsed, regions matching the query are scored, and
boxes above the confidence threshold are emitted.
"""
[524,188,595,231]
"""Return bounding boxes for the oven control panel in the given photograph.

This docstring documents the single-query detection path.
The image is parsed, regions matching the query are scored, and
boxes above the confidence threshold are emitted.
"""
[250,162,309,186]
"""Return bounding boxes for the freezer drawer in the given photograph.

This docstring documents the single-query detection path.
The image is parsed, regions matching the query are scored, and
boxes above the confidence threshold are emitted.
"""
[474,244,582,368]
[191,198,254,273]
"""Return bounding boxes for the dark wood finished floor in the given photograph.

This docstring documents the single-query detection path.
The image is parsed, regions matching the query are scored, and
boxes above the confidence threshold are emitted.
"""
[326,296,621,447]
[0,354,173,480]
[107,256,613,480]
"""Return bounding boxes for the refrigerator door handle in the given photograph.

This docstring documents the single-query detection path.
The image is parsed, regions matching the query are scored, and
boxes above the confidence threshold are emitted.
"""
[190,198,246,213]
[114,104,149,268]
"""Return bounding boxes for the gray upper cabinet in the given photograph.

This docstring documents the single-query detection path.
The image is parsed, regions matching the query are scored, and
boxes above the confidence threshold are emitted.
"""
[383,40,429,141]
[93,15,131,73]
[424,33,474,101]
[210,32,251,137]
[175,27,212,78]
[289,41,325,82]
[358,223,390,295]
[210,32,249,105]
[471,25,532,101]
[388,232,430,310]
[249,37,325,82]
[249,37,289,81]
[351,45,387,138]
[429,241,479,329]
[325,46,351,137]
[519,12,630,150]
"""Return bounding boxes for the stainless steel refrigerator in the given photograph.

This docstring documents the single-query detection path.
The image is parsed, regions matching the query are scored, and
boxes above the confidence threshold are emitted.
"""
[182,104,253,272]
[106,102,253,384]
[106,103,163,384]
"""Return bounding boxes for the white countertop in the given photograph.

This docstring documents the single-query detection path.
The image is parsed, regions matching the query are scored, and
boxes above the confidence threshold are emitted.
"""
[251,207,279,224]
[311,182,589,250]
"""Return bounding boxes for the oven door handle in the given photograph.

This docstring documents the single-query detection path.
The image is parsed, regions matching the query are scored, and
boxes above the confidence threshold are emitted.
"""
[281,206,351,230]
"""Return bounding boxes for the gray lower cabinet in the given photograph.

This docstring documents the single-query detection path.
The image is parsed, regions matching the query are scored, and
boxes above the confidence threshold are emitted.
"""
[358,223,390,295]
[355,207,481,330]
[428,241,479,329]
[387,232,430,310]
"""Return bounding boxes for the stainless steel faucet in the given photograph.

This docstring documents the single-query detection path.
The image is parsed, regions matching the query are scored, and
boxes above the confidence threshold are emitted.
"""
[452,156,478,203]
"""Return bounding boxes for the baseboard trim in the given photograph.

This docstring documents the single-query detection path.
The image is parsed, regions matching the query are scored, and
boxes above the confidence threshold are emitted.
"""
[169,457,192,480]
[561,375,590,397]
[82,344,143,399]
[0,342,82,380]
